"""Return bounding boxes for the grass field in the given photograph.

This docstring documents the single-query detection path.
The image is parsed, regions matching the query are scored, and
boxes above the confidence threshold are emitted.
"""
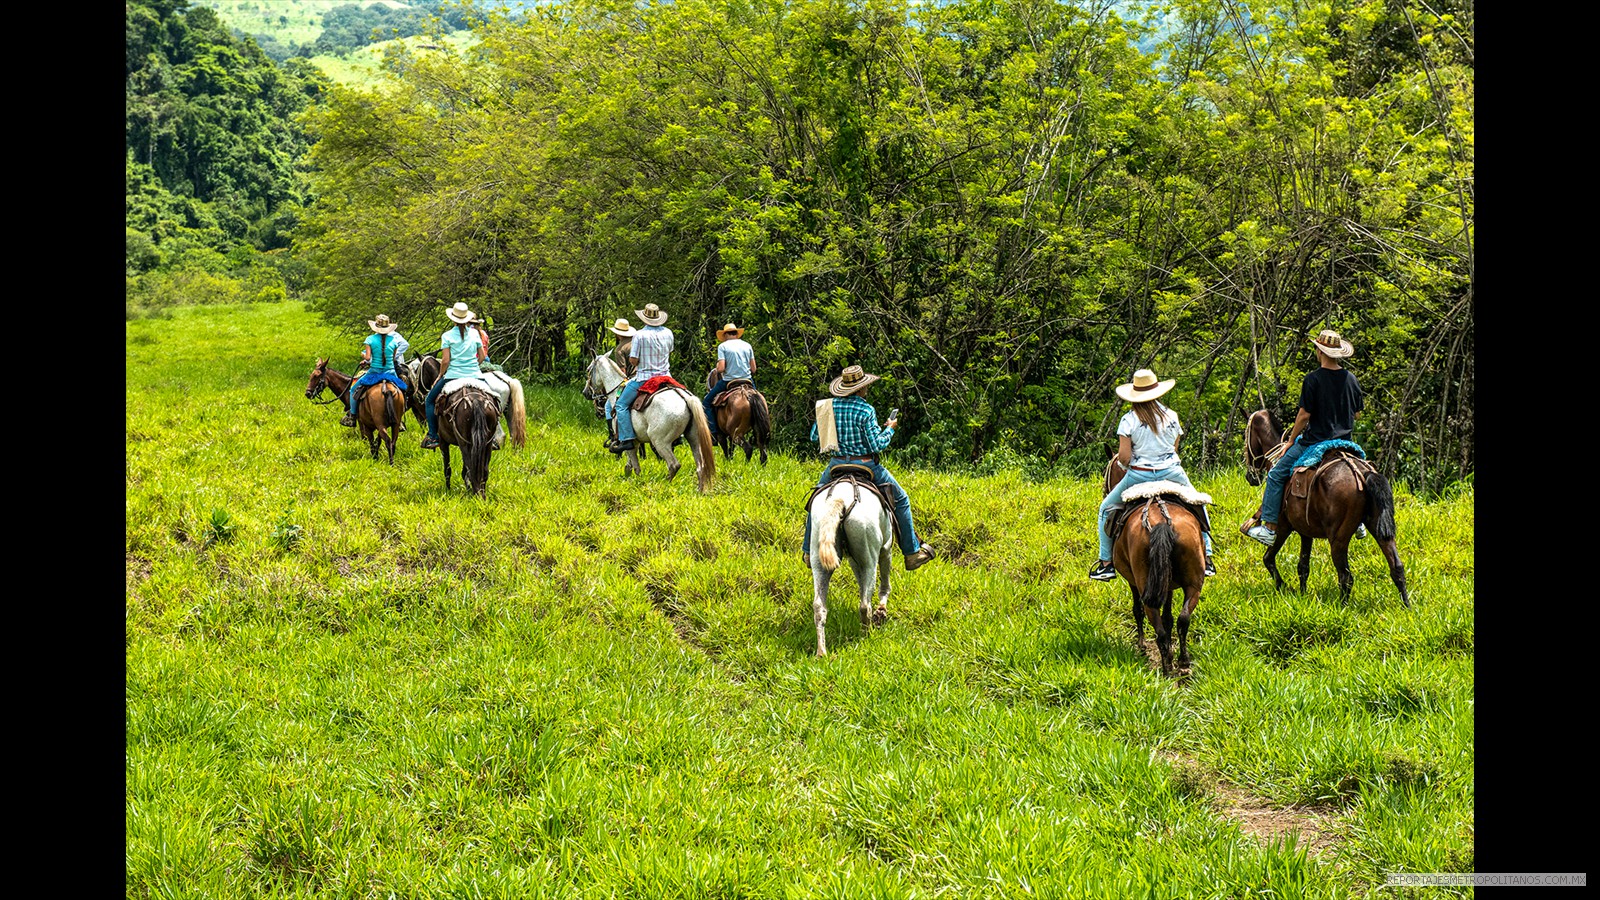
[126,301,1474,897]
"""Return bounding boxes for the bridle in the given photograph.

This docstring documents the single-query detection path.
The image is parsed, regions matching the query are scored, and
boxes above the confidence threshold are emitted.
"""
[1243,412,1288,484]
[305,364,343,405]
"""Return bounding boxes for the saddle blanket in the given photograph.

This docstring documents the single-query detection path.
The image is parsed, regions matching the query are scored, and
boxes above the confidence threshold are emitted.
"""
[441,372,517,414]
[1121,480,1212,505]
[713,380,758,408]
[639,375,688,396]
[1295,439,1365,470]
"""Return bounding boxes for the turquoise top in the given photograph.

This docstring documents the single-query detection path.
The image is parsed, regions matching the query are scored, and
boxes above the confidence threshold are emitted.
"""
[364,332,405,372]
[440,326,483,380]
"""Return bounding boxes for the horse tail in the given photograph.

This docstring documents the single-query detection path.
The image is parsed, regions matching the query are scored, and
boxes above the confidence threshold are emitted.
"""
[1141,522,1176,610]
[815,491,848,573]
[682,388,716,493]
[385,384,401,432]
[1364,471,1398,541]
[506,376,527,449]
[468,395,494,492]
[751,390,772,446]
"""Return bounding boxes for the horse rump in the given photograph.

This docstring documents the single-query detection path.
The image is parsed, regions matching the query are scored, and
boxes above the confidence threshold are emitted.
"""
[814,492,849,572]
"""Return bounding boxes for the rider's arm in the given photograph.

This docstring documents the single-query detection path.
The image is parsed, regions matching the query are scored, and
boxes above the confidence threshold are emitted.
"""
[439,348,452,372]
[361,345,372,364]
[1117,434,1132,467]
[715,359,727,376]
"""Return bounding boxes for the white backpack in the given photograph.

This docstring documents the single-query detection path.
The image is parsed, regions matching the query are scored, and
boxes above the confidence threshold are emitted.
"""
[815,398,838,455]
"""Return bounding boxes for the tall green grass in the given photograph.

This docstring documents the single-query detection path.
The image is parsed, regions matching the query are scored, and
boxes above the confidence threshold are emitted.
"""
[128,301,1474,898]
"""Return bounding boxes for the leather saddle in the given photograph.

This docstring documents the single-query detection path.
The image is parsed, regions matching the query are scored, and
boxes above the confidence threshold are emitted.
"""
[630,383,682,414]
[1289,449,1374,500]
[804,464,902,548]
[712,379,758,408]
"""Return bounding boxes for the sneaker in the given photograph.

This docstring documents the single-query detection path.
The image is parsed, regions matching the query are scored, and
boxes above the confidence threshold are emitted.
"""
[340,414,357,427]
[420,435,441,449]
[1355,524,1369,539]
[1245,524,1278,546]
[904,545,936,571]
[1088,559,1117,581]
[1204,557,1217,577]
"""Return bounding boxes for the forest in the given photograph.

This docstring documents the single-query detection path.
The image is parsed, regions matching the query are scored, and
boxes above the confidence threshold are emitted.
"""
[126,0,1474,494]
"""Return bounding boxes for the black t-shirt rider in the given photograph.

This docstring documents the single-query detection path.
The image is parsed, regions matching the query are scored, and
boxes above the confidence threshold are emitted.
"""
[1297,366,1363,445]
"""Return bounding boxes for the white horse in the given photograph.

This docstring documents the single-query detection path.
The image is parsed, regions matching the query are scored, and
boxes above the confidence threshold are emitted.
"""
[583,354,715,493]
[809,477,893,657]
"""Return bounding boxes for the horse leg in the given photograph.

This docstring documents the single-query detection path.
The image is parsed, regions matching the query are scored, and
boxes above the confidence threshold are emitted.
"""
[1176,584,1201,669]
[1263,529,1290,591]
[851,546,875,630]
[813,563,831,657]
[440,443,452,490]
[624,445,640,476]
[1329,534,1354,604]
[1297,536,1314,595]
[759,442,768,466]
[1376,537,1411,607]
[1147,599,1172,675]
[873,536,892,625]
[1130,585,1146,650]
[656,435,682,480]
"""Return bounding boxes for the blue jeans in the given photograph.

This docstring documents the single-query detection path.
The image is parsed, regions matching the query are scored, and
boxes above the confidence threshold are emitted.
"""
[702,378,731,436]
[1097,464,1214,561]
[1259,436,1306,526]
[424,377,455,438]
[803,459,920,556]
[349,370,406,416]
[613,380,643,442]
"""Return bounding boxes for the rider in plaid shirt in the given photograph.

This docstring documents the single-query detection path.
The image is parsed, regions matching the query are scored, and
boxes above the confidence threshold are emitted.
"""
[802,364,935,571]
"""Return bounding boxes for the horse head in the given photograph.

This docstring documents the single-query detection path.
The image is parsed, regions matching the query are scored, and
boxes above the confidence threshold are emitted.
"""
[1243,409,1282,486]
[583,355,624,419]
[305,358,329,400]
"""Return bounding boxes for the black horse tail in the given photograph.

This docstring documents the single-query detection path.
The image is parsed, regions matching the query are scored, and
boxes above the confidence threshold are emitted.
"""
[1141,522,1176,610]
[751,391,772,445]
[385,384,400,431]
[466,397,494,493]
[1364,471,1398,541]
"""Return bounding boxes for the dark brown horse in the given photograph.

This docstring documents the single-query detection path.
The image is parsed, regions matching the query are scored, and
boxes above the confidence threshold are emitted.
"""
[705,369,771,465]
[434,383,501,496]
[1109,483,1208,676]
[1243,409,1411,606]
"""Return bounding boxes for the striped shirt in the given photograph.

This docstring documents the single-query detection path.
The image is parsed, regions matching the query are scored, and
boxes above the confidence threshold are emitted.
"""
[809,396,894,456]
[630,325,675,380]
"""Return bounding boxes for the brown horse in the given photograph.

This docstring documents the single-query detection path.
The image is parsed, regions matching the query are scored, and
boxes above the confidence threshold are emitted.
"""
[306,359,406,463]
[1109,483,1208,676]
[434,383,502,496]
[306,357,430,431]
[1243,410,1411,606]
[705,369,771,465]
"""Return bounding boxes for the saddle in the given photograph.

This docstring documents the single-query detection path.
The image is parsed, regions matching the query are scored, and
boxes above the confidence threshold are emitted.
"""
[630,376,689,413]
[711,379,758,408]
[1106,481,1213,547]
[438,377,511,450]
[1289,448,1374,500]
[803,464,902,549]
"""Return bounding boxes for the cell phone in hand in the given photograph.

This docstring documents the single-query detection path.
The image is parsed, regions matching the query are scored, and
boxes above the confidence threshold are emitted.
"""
[889,408,899,421]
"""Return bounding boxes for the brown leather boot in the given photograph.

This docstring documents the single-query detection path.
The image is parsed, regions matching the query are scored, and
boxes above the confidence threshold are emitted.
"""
[904,545,935,571]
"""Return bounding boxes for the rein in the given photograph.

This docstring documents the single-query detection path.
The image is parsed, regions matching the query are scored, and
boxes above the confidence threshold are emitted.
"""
[307,375,345,405]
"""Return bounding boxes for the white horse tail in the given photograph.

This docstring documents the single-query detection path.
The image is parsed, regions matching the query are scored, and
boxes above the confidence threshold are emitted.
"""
[815,491,848,573]
[506,375,527,449]
[681,387,716,493]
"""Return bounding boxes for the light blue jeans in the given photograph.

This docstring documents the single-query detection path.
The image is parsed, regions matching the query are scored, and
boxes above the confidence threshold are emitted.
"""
[1259,437,1306,525]
[803,459,920,556]
[613,380,644,442]
[1097,464,1213,561]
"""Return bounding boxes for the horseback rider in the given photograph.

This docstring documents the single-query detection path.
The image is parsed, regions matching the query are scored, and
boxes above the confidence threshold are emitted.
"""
[341,314,410,428]
[1089,369,1215,581]
[607,303,674,453]
[470,314,505,373]
[802,364,935,571]
[1245,329,1364,545]
[703,322,755,442]
[609,318,636,378]
[420,302,488,450]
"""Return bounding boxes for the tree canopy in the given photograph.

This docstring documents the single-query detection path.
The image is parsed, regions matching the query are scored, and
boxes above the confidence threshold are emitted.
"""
[295,0,1473,492]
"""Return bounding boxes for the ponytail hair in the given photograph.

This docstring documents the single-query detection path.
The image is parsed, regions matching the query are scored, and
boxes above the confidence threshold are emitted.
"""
[1132,400,1172,435]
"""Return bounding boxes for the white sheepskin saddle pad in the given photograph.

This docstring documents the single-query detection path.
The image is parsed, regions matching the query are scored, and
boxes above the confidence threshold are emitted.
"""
[1122,480,1212,506]
[441,373,514,412]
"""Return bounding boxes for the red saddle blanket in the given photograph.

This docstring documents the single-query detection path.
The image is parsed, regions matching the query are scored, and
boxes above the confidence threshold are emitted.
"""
[639,375,687,395]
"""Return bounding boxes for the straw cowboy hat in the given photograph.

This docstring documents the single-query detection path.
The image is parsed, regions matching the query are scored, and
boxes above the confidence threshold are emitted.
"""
[716,322,744,341]
[830,364,880,397]
[609,318,636,337]
[1312,329,1354,358]
[368,314,398,335]
[1115,368,1176,403]
[635,303,668,326]
[446,302,474,325]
